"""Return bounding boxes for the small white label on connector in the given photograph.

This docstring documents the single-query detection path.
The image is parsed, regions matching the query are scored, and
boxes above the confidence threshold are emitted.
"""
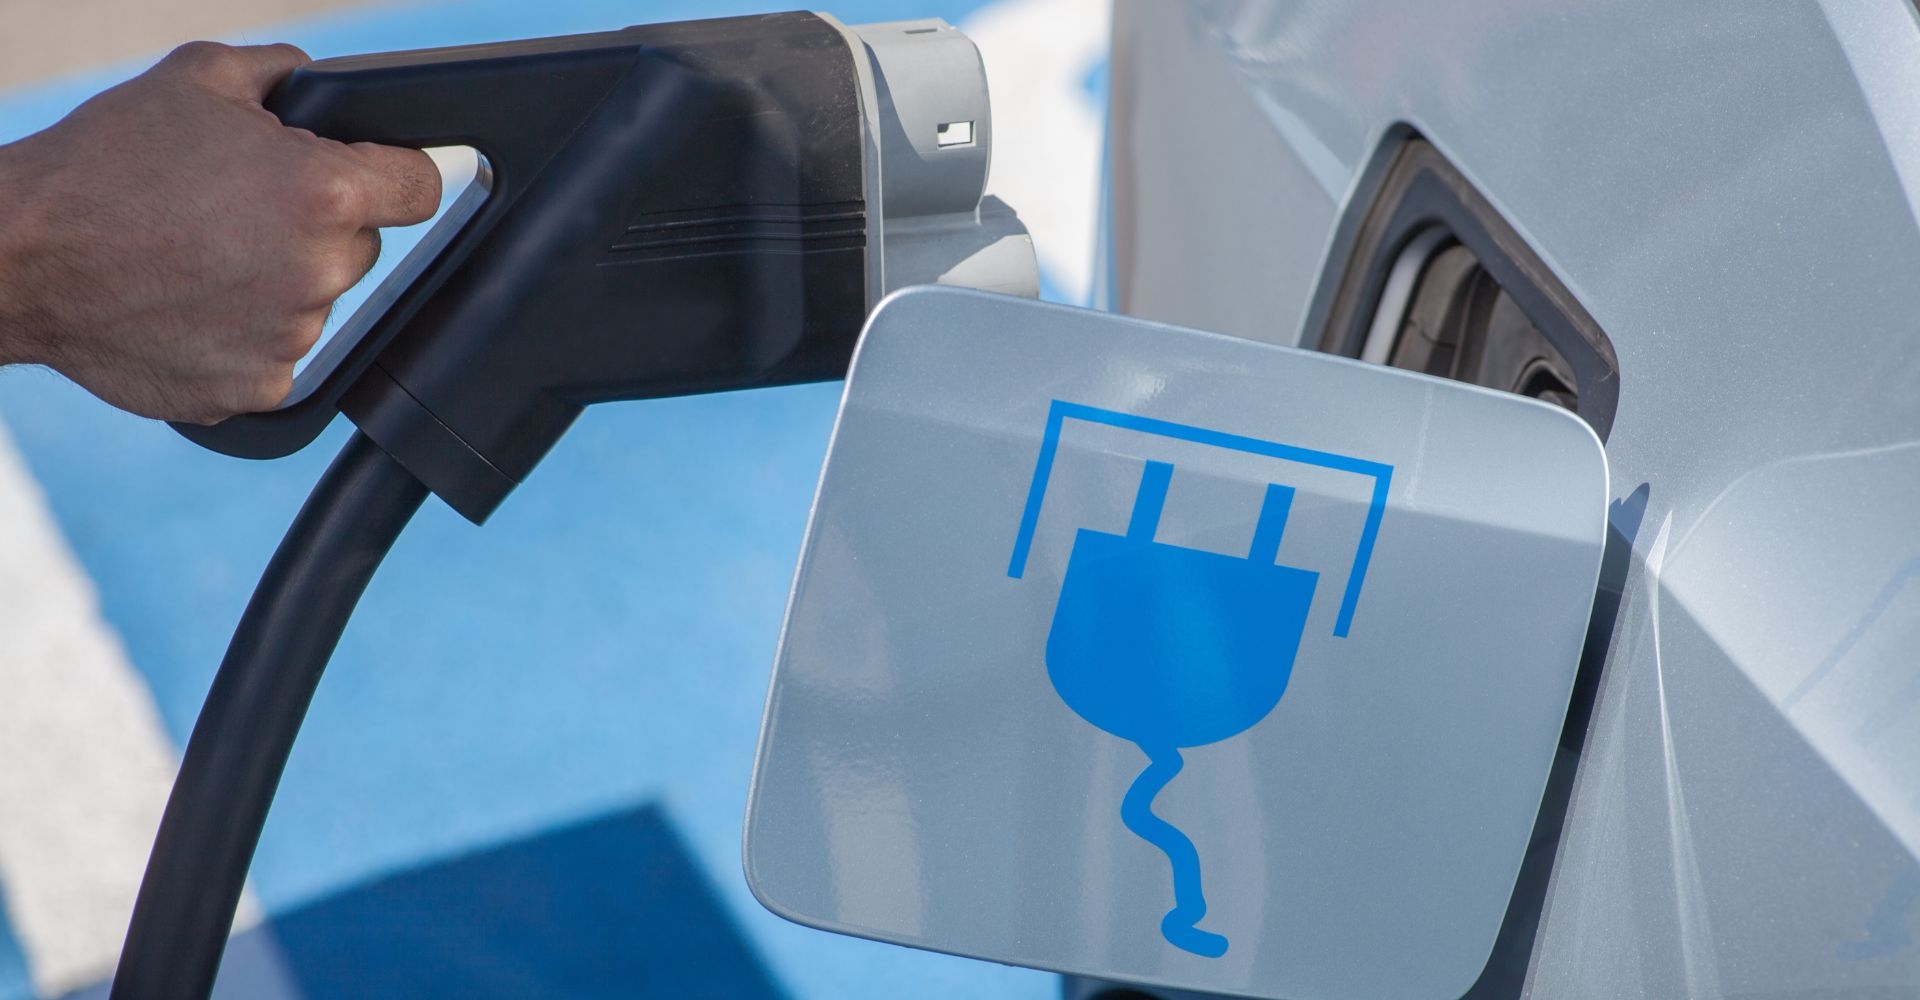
[936,121,975,148]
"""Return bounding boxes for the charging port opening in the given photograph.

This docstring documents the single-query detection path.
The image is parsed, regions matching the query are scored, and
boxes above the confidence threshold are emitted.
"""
[1309,137,1618,439]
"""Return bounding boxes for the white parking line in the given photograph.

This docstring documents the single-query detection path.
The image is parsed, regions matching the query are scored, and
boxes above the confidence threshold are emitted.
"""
[0,417,257,996]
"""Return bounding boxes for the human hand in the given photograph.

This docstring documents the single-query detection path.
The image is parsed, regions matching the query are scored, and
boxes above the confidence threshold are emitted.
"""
[0,42,441,423]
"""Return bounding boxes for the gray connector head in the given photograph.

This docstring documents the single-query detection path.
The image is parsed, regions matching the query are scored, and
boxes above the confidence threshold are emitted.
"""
[825,16,1041,302]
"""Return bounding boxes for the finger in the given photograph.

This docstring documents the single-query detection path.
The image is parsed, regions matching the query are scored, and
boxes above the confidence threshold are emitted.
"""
[222,43,310,101]
[344,143,441,229]
[240,362,298,414]
[169,41,309,102]
[277,309,331,368]
[309,230,381,304]
[352,228,383,283]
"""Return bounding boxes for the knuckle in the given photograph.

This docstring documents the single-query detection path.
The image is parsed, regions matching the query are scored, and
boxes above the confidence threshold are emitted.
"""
[315,250,370,301]
[164,41,233,74]
[293,163,365,229]
[288,316,326,358]
[240,369,295,413]
[275,317,325,364]
[286,255,351,311]
[358,230,384,272]
[266,42,310,64]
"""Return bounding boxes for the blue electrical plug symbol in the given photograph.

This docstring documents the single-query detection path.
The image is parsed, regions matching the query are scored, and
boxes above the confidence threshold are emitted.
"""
[1008,401,1392,959]
[1047,461,1317,956]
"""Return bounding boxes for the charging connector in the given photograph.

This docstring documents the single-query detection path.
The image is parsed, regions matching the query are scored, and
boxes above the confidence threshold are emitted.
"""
[833,17,1038,299]
[173,12,1038,523]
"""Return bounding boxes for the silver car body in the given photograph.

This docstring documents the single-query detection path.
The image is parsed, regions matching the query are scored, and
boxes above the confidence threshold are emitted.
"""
[1104,0,1920,995]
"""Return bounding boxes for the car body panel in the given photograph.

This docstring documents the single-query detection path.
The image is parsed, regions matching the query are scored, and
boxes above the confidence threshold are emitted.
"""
[1108,0,1920,994]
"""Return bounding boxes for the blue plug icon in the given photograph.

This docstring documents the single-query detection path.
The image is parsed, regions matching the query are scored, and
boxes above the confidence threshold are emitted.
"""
[1008,401,1392,959]
[1048,460,1316,956]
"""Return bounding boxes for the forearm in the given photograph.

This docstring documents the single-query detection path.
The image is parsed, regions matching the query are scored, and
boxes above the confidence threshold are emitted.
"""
[0,139,46,368]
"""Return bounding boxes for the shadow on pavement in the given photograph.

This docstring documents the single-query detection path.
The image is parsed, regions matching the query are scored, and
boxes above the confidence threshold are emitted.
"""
[70,802,788,999]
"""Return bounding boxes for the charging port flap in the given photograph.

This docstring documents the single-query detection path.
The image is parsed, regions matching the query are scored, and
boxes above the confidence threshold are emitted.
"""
[744,286,1608,1000]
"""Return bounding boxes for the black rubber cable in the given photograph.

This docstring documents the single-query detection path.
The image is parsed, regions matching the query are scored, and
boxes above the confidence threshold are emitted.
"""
[111,431,428,1000]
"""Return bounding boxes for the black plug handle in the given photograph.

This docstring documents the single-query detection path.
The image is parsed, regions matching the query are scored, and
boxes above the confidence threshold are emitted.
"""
[174,13,871,524]
[171,32,644,459]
